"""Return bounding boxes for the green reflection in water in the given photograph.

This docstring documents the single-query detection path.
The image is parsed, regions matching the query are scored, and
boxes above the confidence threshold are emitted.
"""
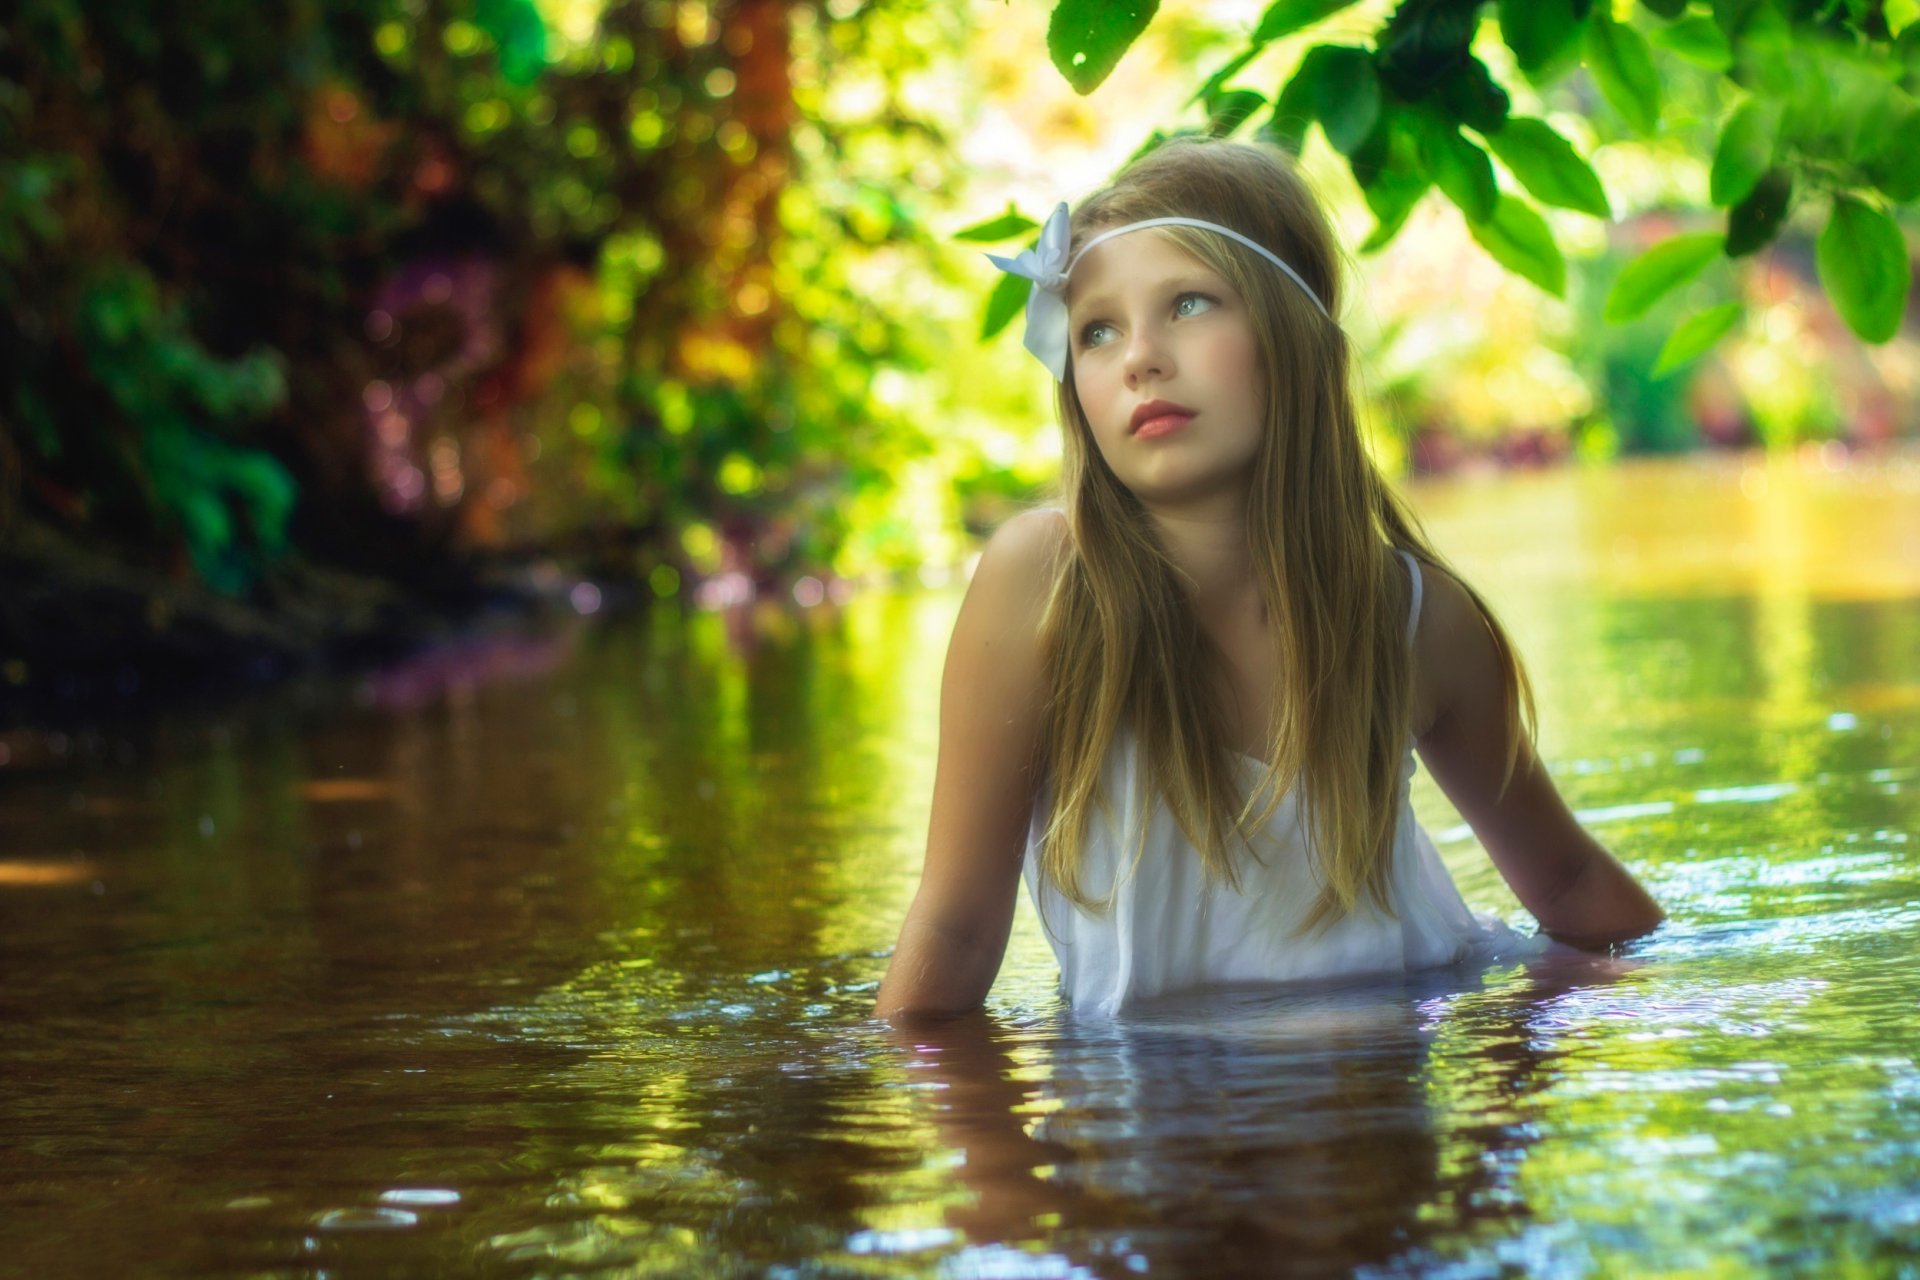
[1,453,1918,1276]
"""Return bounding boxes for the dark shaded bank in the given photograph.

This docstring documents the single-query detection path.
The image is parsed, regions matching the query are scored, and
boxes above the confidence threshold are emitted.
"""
[0,513,631,733]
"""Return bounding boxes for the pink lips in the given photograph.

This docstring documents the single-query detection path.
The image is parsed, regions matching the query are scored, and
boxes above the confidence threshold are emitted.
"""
[1130,399,1195,437]
[1134,412,1194,439]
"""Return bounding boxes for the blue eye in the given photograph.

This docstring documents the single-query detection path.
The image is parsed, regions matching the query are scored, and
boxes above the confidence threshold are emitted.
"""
[1078,292,1219,349]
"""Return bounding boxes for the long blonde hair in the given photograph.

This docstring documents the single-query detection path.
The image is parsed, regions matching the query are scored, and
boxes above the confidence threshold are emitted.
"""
[1033,136,1536,937]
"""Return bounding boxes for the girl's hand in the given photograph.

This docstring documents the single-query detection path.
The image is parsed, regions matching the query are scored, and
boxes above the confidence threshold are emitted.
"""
[1412,565,1667,949]
[873,510,1065,1022]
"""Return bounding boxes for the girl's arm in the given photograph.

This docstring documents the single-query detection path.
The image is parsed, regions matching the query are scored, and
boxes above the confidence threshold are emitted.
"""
[873,510,1063,1024]
[1412,566,1667,949]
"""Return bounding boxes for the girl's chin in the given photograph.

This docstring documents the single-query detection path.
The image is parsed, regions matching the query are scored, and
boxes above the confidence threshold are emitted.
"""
[1115,471,1258,507]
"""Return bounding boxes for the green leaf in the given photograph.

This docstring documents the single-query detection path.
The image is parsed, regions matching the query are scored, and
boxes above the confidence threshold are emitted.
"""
[1639,0,1687,19]
[1358,122,1429,252]
[1649,14,1731,70]
[982,269,1031,342]
[1264,47,1330,157]
[1862,95,1920,202]
[224,453,299,554]
[1497,0,1586,77]
[1348,109,1395,186]
[953,207,1039,243]
[1413,115,1497,223]
[1816,195,1910,344]
[1652,302,1743,376]
[1584,9,1661,135]
[1047,0,1160,95]
[1708,98,1778,208]
[1189,45,1266,109]
[1208,88,1269,137]
[1481,117,1610,217]
[1313,47,1380,154]
[1375,0,1482,101]
[1467,193,1566,296]
[1434,55,1512,134]
[1890,0,1920,37]
[1726,167,1791,257]
[1711,0,1790,47]
[1604,232,1724,322]
[473,0,549,85]
[1124,128,1178,167]
[1253,0,1361,42]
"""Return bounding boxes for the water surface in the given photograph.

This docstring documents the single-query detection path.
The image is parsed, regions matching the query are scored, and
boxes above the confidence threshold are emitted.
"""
[3,452,1919,1277]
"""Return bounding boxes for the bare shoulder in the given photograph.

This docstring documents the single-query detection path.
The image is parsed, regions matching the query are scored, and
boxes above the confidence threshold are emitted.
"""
[980,506,1070,582]
[966,506,1070,627]
[1409,558,1500,739]
[936,498,1075,736]
[1412,559,1483,651]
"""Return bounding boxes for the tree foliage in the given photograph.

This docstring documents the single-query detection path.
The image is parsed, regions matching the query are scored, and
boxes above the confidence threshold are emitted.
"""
[973,0,1917,371]
[0,0,966,609]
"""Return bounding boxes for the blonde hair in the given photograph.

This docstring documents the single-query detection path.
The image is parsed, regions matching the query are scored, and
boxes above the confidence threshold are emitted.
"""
[1033,136,1535,938]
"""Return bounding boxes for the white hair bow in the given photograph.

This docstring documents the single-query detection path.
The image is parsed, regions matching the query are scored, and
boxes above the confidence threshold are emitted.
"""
[983,201,1075,381]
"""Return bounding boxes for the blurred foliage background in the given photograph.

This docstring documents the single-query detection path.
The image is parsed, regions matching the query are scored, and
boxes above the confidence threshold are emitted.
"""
[0,0,1915,691]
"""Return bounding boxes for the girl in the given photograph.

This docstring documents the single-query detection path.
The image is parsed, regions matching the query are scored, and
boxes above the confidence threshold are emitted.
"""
[874,137,1664,1023]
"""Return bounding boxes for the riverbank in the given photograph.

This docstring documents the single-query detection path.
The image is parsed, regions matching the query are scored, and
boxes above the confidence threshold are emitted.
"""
[0,512,617,734]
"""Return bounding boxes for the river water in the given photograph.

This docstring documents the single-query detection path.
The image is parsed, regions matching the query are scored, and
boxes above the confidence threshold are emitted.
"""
[3,452,1918,1277]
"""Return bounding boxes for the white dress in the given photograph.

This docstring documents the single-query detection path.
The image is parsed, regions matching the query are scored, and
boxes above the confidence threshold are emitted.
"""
[1019,550,1552,1018]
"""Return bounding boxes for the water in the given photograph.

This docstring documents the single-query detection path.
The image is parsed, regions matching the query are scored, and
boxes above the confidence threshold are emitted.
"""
[3,452,1919,1277]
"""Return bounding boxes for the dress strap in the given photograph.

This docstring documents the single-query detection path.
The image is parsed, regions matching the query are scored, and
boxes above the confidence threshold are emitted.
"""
[1393,548,1423,651]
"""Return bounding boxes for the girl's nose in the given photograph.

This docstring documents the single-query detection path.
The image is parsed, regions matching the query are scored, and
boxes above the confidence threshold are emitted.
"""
[1123,323,1172,383]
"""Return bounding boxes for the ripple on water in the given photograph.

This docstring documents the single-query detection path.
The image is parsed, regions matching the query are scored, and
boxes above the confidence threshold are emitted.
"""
[378,1188,461,1206]
[313,1207,418,1230]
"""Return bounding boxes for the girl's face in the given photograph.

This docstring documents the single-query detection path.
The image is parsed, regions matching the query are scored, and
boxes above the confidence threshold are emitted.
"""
[1066,230,1267,507]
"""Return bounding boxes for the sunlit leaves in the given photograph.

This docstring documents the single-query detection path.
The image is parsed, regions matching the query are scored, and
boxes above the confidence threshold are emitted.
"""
[1253,0,1361,42]
[1649,13,1733,71]
[982,271,1030,342]
[1653,301,1744,375]
[1264,45,1334,156]
[1496,0,1588,81]
[1709,97,1778,207]
[1816,195,1911,343]
[1408,111,1497,224]
[1465,192,1566,297]
[1605,232,1724,322]
[952,207,1039,243]
[957,205,1048,340]
[1357,123,1429,252]
[1208,88,1269,138]
[1311,47,1378,154]
[1191,45,1267,110]
[1002,0,1920,439]
[1046,0,1158,95]
[1481,116,1610,217]
[1861,93,1920,201]
[1584,7,1661,135]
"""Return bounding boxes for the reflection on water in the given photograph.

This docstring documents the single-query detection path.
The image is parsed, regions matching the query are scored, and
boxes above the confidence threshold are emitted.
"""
[2,452,1918,1276]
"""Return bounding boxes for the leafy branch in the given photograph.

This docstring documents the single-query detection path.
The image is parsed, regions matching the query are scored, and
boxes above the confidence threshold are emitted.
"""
[969,0,1917,375]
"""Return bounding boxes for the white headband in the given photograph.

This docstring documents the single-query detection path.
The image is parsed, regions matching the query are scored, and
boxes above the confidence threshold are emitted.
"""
[984,200,1333,381]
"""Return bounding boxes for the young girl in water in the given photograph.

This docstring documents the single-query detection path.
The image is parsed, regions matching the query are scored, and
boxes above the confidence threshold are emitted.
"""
[874,137,1664,1022]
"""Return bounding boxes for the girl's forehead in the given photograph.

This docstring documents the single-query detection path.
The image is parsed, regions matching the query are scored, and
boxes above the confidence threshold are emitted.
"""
[1068,230,1217,304]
